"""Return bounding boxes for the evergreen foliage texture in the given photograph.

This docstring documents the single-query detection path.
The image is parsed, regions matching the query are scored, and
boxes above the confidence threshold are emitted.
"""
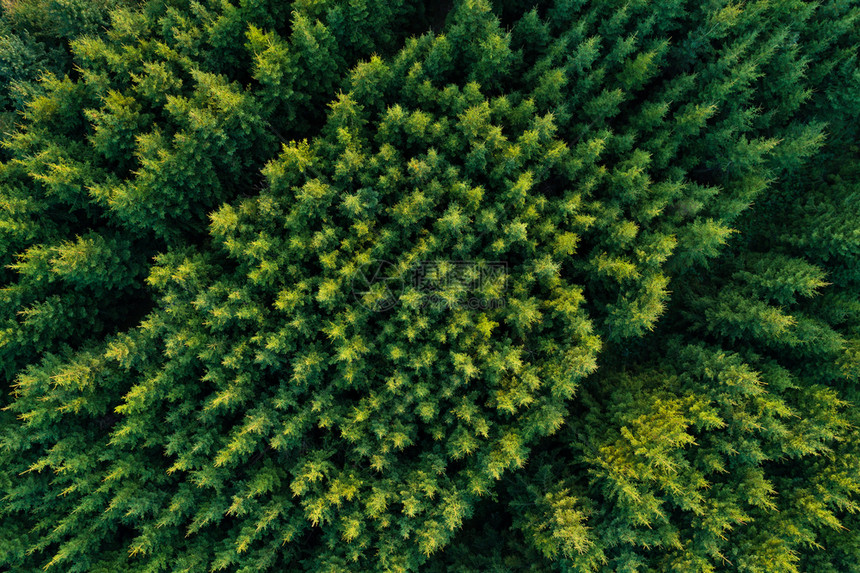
[0,0,857,570]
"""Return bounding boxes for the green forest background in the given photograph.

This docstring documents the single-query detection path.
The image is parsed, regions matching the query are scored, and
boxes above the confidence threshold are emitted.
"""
[0,0,858,571]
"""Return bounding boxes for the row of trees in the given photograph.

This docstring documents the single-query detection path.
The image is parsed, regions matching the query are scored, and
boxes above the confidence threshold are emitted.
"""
[1,0,858,571]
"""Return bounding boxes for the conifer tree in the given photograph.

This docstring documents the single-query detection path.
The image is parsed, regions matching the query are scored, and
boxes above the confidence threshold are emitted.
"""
[0,0,858,571]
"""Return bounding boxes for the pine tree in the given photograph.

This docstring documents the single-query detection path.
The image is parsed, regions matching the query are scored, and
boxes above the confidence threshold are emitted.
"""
[0,0,858,571]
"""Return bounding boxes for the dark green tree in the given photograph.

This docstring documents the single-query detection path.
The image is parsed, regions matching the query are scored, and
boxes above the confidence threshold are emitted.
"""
[0,0,858,571]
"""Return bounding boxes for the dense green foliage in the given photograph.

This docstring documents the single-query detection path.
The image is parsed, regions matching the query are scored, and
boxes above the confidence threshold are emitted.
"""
[0,0,857,571]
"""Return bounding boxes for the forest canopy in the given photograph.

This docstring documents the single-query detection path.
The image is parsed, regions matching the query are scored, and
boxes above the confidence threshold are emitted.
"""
[0,0,858,571]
